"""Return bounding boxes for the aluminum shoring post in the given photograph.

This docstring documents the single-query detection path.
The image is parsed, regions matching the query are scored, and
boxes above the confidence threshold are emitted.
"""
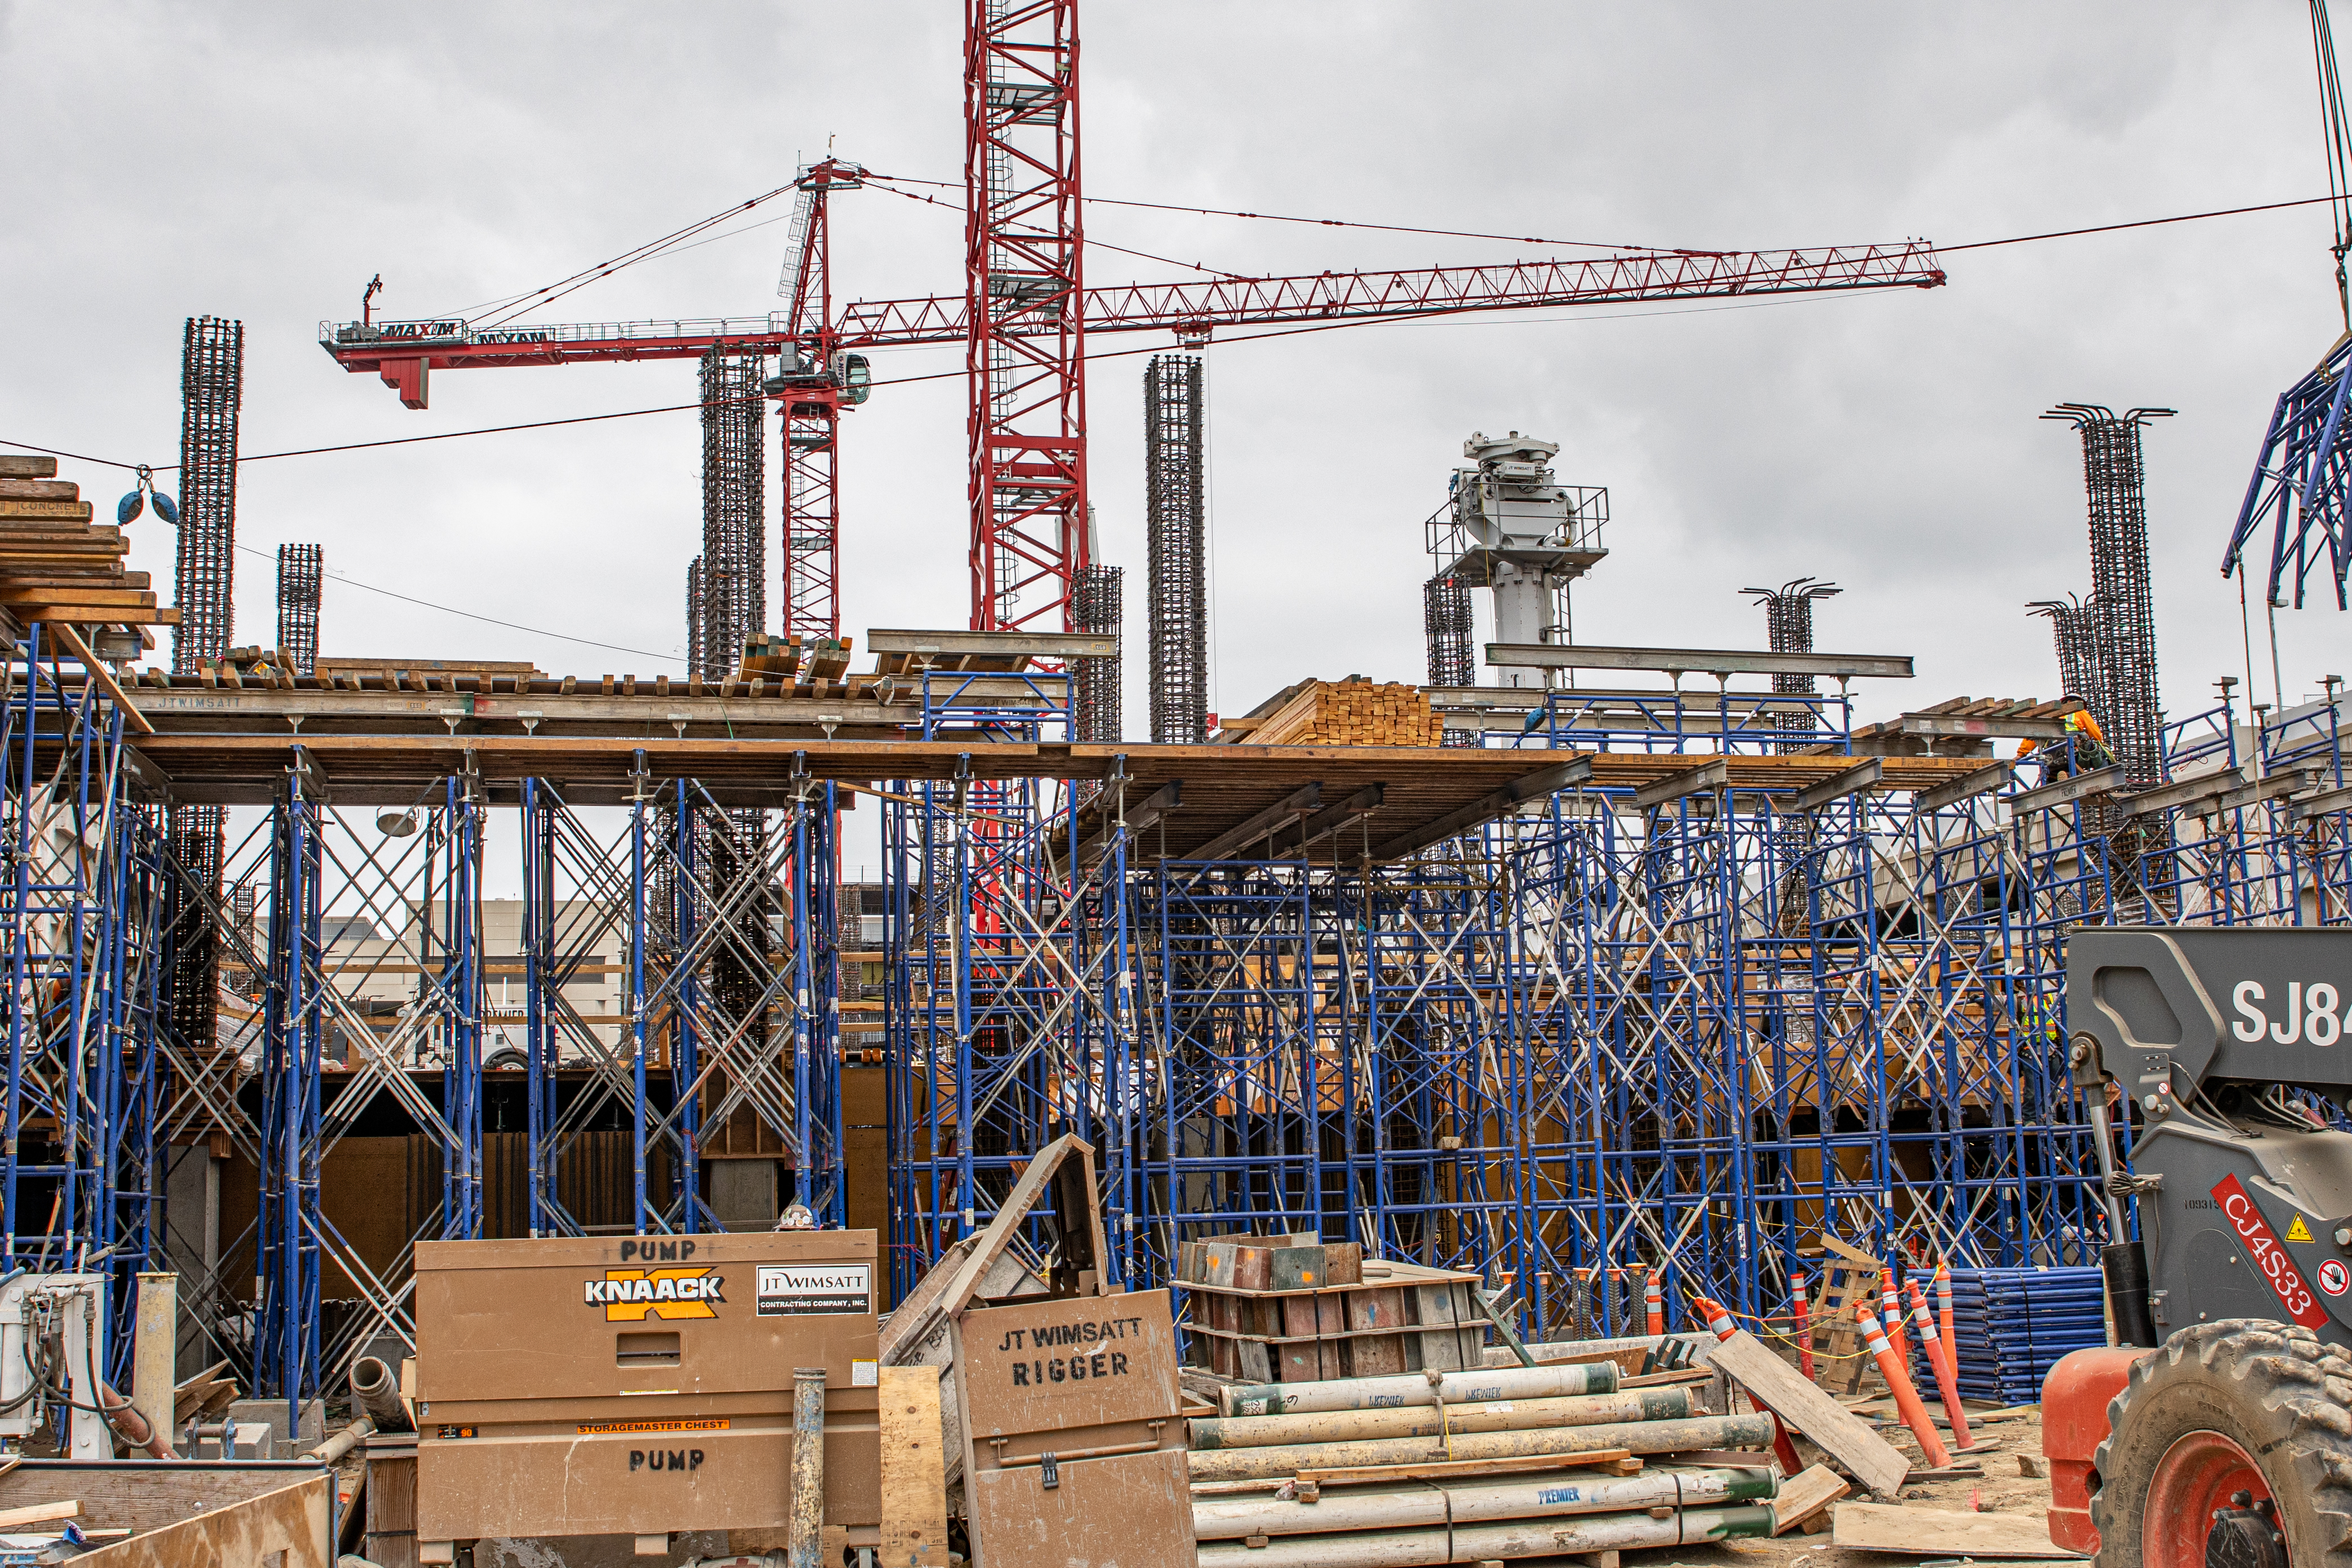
[1,623,44,1265]
[439,771,485,1240]
[629,750,652,1233]
[952,755,975,1239]
[671,780,702,1230]
[790,756,814,1220]
[522,779,554,1236]
[1107,800,1135,1286]
[259,746,324,1422]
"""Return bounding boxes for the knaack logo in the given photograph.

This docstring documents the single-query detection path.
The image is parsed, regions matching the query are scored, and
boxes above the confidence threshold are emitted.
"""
[584,1267,725,1321]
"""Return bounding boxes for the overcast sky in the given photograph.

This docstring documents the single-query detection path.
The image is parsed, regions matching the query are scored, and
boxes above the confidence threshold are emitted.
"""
[4,2,2346,749]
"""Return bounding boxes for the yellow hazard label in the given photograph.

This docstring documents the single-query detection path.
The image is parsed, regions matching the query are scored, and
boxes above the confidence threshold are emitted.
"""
[2287,1215,2315,1242]
[574,1418,730,1436]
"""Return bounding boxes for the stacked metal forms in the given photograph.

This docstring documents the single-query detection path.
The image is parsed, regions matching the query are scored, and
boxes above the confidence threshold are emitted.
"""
[1937,1266,2109,1404]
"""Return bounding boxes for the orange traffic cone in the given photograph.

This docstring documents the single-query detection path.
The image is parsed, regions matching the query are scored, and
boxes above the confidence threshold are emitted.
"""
[1905,1278,1976,1450]
[1645,1271,1665,1337]
[1935,1262,1957,1377]
[1690,1295,1804,1475]
[1880,1267,1909,1364]
[1792,1271,1815,1380]
[1858,1302,1951,1469]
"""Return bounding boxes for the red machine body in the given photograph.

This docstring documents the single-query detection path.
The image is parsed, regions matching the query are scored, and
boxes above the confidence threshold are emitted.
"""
[2042,1345,2154,1555]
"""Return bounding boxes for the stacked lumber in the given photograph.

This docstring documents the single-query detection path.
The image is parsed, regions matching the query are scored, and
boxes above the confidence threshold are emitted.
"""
[0,456,174,631]
[1222,678,1444,746]
[1185,1353,1780,1567]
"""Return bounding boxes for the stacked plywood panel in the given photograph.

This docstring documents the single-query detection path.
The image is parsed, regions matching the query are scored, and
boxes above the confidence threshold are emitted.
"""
[0,457,173,632]
[1225,679,1444,746]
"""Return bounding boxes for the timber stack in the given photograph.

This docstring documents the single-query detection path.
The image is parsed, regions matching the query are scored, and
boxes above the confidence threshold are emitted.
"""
[0,457,173,637]
[1218,677,1445,746]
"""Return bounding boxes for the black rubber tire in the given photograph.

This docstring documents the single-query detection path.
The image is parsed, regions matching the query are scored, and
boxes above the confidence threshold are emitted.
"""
[2090,1319,2352,1568]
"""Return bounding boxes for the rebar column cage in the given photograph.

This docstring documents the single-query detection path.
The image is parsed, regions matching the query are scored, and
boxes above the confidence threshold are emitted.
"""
[699,349,768,680]
[275,544,323,677]
[174,316,241,674]
[2044,405,2172,786]
[1070,564,1122,744]
[1146,355,1207,742]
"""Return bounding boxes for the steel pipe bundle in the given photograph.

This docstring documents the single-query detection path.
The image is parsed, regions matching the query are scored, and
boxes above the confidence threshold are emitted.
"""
[1185,1411,1775,1482]
[1220,1358,1618,1417]
[1196,1464,1774,1540]
[1196,1502,1776,1567]
[1191,1388,1691,1451]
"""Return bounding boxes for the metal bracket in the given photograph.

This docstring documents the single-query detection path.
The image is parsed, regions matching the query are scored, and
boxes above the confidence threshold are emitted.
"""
[1038,1451,1059,1490]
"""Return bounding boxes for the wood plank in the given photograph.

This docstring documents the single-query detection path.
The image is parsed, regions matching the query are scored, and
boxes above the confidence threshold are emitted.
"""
[880,1365,949,1568]
[0,1498,78,1528]
[0,479,78,501]
[0,498,92,519]
[75,1475,329,1568]
[0,456,60,479]
[1771,1464,1850,1535]
[1831,1502,2082,1558]
[1704,1328,1910,1499]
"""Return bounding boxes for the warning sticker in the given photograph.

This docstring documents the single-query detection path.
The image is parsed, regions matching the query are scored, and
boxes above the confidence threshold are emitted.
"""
[2213,1173,2331,1329]
[575,1418,730,1436]
[2288,1214,2315,1242]
[757,1263,871,1316]
[2322,1260,2350,1298]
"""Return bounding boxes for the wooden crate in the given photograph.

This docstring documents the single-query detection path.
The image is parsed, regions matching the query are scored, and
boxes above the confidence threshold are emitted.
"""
[1177,1258,1487,1383]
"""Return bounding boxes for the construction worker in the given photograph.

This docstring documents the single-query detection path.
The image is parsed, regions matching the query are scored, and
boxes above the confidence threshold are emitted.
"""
[2017,709,2114,776]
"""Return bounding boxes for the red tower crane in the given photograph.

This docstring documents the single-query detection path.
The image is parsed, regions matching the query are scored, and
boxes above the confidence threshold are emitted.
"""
[318,8,1946,636]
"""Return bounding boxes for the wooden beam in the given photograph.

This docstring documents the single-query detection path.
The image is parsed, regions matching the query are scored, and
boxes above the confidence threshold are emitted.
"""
[1282,784,1384,853]
[1792,757,1882,812]
[2118,765,2247,819]
[2008,764,2126,814]
[1186,783,1322,862]
[1371,758,1592,861]
[1487,643,1914,680]
[1914,759,2011,813]
[48,622,155,734]
[1633,757,1728,808]
[868,627,1116,660]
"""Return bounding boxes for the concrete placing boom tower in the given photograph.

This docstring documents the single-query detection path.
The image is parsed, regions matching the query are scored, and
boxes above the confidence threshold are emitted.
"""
[1741,577,1840,749]
[1431,431,1606,688]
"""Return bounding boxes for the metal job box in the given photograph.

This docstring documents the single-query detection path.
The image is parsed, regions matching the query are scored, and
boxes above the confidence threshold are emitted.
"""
[412,1232,881,1552]
[952,1288,1192,1568]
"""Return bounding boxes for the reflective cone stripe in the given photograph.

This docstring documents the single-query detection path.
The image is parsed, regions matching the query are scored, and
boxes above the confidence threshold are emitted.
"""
[1645,1273,1665,1337]
[1935,1263,1955,1379]
[1905,1278,1972,1449]
[1881,1268,1908,1363]
[1791,1272,1814,1380]
[1857,1303,1950,1469]
[1690,1297,1803,1475]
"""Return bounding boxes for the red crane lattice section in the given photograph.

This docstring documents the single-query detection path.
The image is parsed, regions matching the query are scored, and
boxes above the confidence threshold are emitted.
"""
[965,0,1085,632]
